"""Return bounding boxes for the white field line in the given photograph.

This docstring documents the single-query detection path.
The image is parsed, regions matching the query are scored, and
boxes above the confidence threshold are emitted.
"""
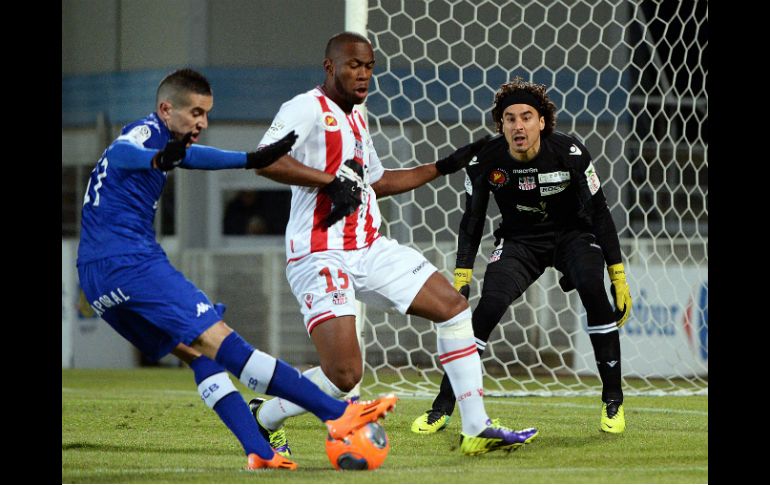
[63,388,707,416]
[64,464,708,475]
[398,394,709,416]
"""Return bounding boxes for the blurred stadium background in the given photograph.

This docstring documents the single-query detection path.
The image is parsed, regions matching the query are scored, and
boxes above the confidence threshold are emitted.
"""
[62,0,707,397]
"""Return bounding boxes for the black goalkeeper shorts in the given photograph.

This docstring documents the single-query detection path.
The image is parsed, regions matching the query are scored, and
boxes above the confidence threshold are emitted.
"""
[479,229,606,303]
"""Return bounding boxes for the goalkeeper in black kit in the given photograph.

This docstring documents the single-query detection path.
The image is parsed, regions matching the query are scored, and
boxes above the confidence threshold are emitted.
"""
[411,77,632,435]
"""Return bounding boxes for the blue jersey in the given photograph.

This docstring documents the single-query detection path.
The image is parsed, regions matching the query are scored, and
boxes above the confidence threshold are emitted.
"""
[78,113,171,265]
[77,113,249,265]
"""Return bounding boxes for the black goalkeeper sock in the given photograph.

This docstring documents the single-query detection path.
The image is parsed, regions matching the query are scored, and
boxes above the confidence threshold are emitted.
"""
[432,372,457,415]
[589,331,623,403]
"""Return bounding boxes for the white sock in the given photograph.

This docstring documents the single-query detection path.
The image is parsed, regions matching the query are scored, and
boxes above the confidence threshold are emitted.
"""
[436,308,489,436]
[258,366,347,431]
[237,348,277,393]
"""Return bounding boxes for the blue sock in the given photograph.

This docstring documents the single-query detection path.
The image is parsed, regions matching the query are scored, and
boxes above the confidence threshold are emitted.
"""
[216,332,346,421]
[267,360,347,422]
[190,355,273,459]
[215,332,256,379]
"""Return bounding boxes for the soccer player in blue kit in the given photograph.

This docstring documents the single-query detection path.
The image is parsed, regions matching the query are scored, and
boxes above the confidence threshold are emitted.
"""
[76,68,396,471]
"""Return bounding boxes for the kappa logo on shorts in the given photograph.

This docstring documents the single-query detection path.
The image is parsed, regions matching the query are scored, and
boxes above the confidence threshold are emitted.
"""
[332,291,347,305]
[304,293,314,309]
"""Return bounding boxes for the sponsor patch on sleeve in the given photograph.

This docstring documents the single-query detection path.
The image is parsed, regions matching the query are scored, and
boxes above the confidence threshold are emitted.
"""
[120,125,152,147]
[464,174,473,195]
[584,161,601,195]
[266,119,286,137]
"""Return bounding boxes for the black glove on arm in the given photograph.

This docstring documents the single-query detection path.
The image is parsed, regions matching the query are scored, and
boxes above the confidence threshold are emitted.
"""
[246,131,298,169]
[559,274,576,293]
[321,159,364,228]
[435,134,492,175]
[154,132,193,171]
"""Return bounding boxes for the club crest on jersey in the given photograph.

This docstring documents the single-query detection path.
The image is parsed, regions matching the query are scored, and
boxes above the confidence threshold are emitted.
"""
[488,169,509,188]
[332,290,347,305]
[322,112,340,132]
[354,139,364,160]
[304,293,314,309]
[518,175,537,190]
[489,248,503,263]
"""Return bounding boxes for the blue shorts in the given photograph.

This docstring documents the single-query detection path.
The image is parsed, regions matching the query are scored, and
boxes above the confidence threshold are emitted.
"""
[77,253,223,362]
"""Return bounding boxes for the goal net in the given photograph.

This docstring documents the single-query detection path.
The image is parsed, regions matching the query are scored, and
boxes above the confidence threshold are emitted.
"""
[357,0,708,397]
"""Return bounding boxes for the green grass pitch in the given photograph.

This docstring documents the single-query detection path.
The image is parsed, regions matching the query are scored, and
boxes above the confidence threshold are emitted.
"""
[62,368,707,483]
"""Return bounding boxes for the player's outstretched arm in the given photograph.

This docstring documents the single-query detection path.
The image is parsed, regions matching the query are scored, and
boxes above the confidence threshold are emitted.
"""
[453,172,490,298]
[104,132,193,171]
[245,131,298,169]
[255,153,336,187]
[587,185,632,327]
[108,130,299,172]
[435,134,493,175]
[372,135,491,197]
[179,131,298,171]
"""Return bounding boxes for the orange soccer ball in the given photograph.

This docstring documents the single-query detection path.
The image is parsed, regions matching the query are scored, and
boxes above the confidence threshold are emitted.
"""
[325,421,390,470]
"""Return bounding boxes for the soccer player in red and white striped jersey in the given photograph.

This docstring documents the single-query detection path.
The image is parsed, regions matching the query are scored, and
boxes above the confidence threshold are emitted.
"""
[252,32,537,456]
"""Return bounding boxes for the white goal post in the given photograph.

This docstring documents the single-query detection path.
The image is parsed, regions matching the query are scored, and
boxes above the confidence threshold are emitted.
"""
[347,0,708,397]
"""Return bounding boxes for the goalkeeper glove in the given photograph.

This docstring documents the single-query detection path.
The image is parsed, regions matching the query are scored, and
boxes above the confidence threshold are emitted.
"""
[435,134,492,175]
[453,268,473,300]
[246,131,298,169]
[608,263,632,328]
[154,132,193,171]
[321,159,364,228]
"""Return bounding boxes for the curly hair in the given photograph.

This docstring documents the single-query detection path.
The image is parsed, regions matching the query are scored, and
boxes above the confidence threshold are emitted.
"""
[491,77,557,137]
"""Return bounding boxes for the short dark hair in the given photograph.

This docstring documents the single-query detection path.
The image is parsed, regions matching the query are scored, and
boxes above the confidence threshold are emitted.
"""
[324,31,370,59]
[491,77,557,137]
[156,68,212,107]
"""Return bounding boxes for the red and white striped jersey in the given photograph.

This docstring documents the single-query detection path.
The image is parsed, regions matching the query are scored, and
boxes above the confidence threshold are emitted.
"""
[259,87,384,261]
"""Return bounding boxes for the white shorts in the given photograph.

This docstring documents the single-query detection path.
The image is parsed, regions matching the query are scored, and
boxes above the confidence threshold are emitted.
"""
[286,236,437,335]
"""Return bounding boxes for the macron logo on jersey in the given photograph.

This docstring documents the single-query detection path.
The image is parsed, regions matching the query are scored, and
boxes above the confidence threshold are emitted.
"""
[196,302,212,317]
[569,144,582,156]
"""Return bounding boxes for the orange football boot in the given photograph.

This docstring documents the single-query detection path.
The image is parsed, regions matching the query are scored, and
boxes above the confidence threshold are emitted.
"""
[325,394,398,440]
[246,452,297,470]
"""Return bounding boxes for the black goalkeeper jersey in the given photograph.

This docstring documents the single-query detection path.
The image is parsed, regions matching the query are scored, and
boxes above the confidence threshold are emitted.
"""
[456,131,621,269]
